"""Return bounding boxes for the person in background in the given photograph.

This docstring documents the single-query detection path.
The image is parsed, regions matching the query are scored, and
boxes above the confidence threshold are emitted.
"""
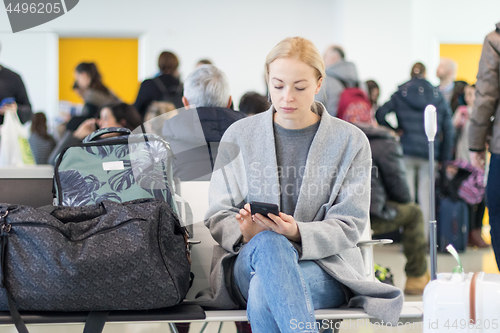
[71,62,120,124]
[238,92,270,116]
[452,84,489,248]
[161,64,245,182]
[48,103,141,165]
[134,51,184,118]
[165,64,246,333]
[196,59,213,67]
[376,62,454,240]
[315,45,362,117]
[29,112,56,165]
[469,22,500,268]
[437,58,458,106]
[338,103,429,295]
[437,58,468,114]
[454,84,475,161]
[366,79,380,111]
[0,42,32,125]
[143,101,177,135]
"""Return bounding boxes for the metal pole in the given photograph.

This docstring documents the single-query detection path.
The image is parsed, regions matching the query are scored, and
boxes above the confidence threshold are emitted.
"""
[429,142,437,280]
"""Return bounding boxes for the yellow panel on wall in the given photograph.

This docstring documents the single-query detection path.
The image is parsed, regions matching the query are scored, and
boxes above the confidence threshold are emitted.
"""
[439,44,483,85]
[59,38,139,104]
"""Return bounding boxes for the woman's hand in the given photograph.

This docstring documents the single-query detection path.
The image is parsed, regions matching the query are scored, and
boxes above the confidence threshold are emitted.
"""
[74,118,97,140]
[253,210,301,243]
[236,203,270,243]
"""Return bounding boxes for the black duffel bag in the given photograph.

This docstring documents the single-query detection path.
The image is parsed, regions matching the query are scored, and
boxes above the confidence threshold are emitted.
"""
[0,199,191,332]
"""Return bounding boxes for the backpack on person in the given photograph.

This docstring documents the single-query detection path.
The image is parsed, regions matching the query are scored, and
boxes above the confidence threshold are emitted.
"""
[331,76,373,122]
[153,77,184,109]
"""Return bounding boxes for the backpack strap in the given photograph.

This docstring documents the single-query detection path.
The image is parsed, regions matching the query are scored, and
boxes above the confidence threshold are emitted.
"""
[328,73,359,89]
[153,77,171,101]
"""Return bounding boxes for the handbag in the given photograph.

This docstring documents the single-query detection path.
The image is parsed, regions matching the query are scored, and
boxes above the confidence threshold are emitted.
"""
[0,110,35,166]
[53,127,179,216]
[0,199,191,332]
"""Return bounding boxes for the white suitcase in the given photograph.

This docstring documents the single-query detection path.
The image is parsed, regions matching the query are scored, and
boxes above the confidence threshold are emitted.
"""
[424,272,500,332]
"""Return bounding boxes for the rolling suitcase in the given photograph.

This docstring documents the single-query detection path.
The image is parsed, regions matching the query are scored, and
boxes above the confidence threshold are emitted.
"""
[423,105,500,332]
[437,197,469,252]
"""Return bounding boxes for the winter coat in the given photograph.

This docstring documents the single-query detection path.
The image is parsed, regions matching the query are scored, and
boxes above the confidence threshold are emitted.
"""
[316,60,360,117]
[375,77,455,162]
[469,22,500,154]
[195,103,404,325]
[161,106,245,181]
[357,125,411,220]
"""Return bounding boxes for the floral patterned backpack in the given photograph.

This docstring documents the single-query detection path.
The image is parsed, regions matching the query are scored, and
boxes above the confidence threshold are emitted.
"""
[53,127,179,215]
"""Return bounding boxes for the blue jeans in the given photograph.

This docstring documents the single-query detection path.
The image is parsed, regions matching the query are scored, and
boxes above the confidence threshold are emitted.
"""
[233,231,346,333]
[487,153,500,271]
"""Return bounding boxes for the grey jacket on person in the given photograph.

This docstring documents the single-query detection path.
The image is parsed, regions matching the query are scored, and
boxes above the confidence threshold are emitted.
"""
[316,60,360,117]
[469,22,500,154]
[195,102,404,325]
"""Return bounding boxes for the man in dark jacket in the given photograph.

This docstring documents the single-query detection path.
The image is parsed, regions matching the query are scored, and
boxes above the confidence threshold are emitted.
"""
[0,43,32,125]
[469,22,500,270]
[161,64,245,181]
[376,63,455,239]
[162,64,246,333]
[339,112,429,295]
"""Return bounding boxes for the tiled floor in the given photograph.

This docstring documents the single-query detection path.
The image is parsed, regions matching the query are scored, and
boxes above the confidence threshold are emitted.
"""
[0,243,497,333]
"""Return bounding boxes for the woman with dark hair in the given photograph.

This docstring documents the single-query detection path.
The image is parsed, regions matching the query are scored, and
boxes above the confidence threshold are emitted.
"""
[28,112,56,164]
[73,62,120,121]
[365,79,380,110]
[134,51,184,118]
[375,62,455,240]
[48,103,141,165]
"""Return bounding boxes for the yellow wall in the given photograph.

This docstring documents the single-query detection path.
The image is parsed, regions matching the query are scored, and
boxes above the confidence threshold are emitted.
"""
[59,38,139,104]
[439,44,483,84]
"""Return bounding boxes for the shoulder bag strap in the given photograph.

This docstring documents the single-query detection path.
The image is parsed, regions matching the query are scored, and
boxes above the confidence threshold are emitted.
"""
[153,77,170,101]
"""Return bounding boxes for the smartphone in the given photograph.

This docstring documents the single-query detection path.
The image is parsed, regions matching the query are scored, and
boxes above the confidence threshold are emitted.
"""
[250,201,279,217]
[0,97,15,108]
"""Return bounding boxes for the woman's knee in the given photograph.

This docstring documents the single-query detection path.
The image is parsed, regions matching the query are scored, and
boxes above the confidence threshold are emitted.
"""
[248,230,293,251]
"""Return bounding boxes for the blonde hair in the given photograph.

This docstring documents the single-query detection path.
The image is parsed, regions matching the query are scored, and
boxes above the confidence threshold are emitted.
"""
[265,37,325,84]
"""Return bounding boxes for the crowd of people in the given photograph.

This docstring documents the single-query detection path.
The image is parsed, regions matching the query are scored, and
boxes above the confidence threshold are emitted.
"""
[1,22,499,332]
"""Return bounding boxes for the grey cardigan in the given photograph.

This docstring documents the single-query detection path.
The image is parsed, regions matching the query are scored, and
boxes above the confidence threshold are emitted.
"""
[196,103,403,325]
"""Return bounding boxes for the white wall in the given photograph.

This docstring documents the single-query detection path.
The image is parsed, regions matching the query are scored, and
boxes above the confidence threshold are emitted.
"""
[0,0,499,121]
[0,0,338,124]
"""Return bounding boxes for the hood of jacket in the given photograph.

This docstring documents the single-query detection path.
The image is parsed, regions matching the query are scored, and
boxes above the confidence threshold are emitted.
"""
[396,77,443,110]
[162,106,245,144]
[325,60,359,87]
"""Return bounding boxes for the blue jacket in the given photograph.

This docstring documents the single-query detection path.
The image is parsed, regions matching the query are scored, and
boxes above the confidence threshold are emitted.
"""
[375,77,454,162]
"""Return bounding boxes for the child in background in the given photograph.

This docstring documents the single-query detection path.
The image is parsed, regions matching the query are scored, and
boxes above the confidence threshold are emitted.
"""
[453,84,475,161]
[452,84,489,248]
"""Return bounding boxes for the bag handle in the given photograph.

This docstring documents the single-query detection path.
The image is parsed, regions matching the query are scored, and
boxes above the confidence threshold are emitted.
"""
[83,127,131,143]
